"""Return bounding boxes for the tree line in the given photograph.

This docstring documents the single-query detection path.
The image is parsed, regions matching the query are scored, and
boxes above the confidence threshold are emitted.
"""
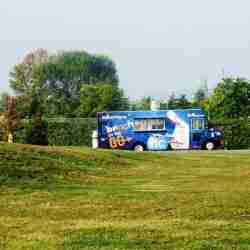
[1,48,250,144]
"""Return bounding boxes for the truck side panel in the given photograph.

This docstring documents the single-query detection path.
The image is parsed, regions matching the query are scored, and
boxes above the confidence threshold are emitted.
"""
[97,110,204,151]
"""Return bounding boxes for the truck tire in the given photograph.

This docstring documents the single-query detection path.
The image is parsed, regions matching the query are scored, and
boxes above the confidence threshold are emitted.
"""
[205,141,215,150]
[167,144,172,151]
[134,144,145,152]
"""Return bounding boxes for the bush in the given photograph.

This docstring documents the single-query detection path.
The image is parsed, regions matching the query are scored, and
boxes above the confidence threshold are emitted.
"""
[26,117,48,145]
[47,118,96,146]
[211,119,250,149]
[4,117,249,149]
[0,118,97,147]
[0,119,26,143]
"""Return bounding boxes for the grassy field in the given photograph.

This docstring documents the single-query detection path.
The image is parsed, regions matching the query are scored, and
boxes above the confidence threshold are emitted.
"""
[1,143,250,250]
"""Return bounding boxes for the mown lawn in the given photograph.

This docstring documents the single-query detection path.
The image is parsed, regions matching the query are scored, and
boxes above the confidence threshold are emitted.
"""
[1,143,250,249]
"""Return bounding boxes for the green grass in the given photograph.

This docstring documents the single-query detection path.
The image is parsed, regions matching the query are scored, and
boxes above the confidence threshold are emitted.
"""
[1,143,250,249]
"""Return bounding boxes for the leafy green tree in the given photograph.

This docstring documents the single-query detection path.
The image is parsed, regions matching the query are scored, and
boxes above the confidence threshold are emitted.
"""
[0,92,9,113]
[25,115,48,145]
[9,49,49,95]
[208,77,250,120]
[176,94,191,108]
[160,100,168,110]
[167,93,178,109]
[194,88,206,104]
[24,90,48,145]
[167,93,191,109]
[131,96,151,110]
[9,50,122,117]
[78,84,129,117]
[32,51,119,116]
[9,49,49,119]
[193,83,208,108]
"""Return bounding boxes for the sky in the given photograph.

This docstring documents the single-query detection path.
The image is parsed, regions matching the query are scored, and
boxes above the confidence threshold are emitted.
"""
[1,0,250,100]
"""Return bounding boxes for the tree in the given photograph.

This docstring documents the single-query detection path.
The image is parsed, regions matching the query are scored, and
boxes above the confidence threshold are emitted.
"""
[9,49,49,119]
[25,90,48,145]
[9,50,122,117]
[176,94,191,108]
[208,77,250,120]
[25,114,48,145]
[78,84,129,117]
[193,83,208,108]
[167,93,191,109]
[0,96,20,143]
[160,100,168,110]
[9,49,49,95]
[0,92,9,113]
[33,51,119,116]
[131,96,151,110]
[167,93,178,109]
[194,88,206,104]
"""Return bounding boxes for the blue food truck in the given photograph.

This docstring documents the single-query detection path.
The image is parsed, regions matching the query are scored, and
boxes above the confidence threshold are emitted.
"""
[93,109,222,151]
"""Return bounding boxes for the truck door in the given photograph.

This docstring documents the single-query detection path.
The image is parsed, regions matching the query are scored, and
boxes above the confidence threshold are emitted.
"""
[191,118,205,149]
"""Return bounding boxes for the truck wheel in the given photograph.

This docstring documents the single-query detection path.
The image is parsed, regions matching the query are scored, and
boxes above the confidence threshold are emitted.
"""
[134,144,145,152]
[206,141,215,150]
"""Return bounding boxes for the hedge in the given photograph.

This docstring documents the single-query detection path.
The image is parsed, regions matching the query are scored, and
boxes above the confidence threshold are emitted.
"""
[0,118,97,146]
[210,119,250,149]
[1,118,250,149]
[47,118,97,146]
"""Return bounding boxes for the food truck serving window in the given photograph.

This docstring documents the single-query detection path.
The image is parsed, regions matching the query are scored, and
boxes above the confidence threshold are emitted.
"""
[134,119,165,131]
[192,119,205,130]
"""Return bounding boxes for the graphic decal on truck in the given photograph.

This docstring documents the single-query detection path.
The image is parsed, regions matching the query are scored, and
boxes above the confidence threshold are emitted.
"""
[97,109,222,151]
[167,111,189,149]
[108,135,133,149]
[105,123,133,149]
[147,134,170,150]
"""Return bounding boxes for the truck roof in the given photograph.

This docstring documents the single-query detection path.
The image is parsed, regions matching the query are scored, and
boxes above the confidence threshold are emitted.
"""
[98,109,205,119]
[98,108,203,115]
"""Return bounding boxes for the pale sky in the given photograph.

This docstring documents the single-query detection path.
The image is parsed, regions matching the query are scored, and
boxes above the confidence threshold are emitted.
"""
[1,0,250,99]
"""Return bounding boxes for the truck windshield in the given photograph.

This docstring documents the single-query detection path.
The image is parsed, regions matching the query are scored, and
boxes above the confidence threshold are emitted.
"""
[192,119,205,130]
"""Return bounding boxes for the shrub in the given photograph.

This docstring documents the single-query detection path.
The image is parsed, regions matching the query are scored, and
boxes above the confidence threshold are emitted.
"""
[25,116,48,145]
[47,118,97,146]
[4,117,249,149]
[0,118,97,147]
[211,119,250,149]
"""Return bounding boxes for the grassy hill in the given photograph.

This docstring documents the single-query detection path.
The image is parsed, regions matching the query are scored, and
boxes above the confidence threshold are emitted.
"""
[1,143,250,249]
